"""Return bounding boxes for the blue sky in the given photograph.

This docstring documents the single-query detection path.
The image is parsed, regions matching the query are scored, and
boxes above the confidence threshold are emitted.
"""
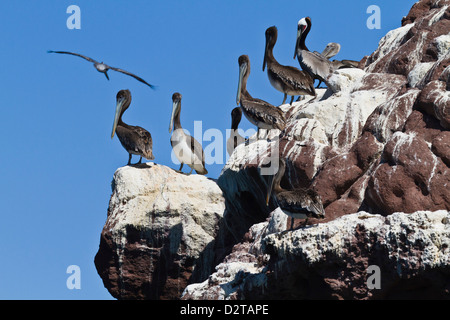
[0,0,416,299]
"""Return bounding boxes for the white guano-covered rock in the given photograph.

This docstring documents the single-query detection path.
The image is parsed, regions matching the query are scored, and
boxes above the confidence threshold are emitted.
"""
[109,163,225,258]
[264,210,450,268]
[96,162,226,299]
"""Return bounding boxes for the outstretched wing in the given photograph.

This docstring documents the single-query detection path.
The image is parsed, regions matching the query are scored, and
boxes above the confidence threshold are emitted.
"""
[47,50,98,63]
[109,66,156,89]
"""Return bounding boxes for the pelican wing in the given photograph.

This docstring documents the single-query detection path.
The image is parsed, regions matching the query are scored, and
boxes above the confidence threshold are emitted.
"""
[339,59,360,68]
[270,65,316,96]
[47,50,98,63]
[321,43,341,59]
[297,49,333,82]
[302,188,325,217]
[109,66,156,89]
[241,99,286,131]
[133,126,153,145]
[187,135,205,166]
[184,134,207,174]
[278,189,325,218]
[117,125,154,160]
[276,192,312,214]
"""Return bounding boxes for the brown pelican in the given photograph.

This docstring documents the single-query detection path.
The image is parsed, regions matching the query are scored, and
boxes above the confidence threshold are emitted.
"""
[47,50,155,89]
[263,26,316,105]
[266,157,325,229]
[169,92,208,175]
[321,42,341,59]
[294,17,360,88]
[111,89,154,165]
[226,107,246,156]
[237,55,286,138]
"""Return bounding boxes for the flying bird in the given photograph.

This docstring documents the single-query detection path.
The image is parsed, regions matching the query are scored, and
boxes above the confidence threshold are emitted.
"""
[47,50,156,89]
[111,89,155,165]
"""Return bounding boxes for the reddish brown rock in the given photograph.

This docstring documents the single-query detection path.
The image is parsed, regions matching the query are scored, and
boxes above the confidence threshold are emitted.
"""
[432,131,450,166]
[415,80,450,129]
[366,132,450,214]
[366,1,450,76]
[364,89,420,142]
[404,109,444,143]
[401,0,443,26]
[312,132,383,219]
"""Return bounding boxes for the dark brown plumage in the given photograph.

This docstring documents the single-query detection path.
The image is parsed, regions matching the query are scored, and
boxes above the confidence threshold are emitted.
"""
[236,55,286,137]
[227,107,245,156]
[266,158,325,229]
[263,26,316,105]
[111,89,154,165]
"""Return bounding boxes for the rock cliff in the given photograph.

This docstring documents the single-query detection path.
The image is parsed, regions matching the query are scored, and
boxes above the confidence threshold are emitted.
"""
[94,163,226,299]
[95,0,450,299]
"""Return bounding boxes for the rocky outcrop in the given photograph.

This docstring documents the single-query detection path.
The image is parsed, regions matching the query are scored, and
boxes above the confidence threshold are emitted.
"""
[95,0,450,300]
[94,163,225,299]
[216,0,450,226]
[182,210,450,300]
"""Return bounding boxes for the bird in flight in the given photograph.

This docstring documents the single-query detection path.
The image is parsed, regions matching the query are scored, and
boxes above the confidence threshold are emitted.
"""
[47,50,156,89]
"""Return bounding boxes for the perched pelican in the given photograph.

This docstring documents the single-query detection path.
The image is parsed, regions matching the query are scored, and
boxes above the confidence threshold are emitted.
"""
[227,107,246,156]
[294,17,360,88]
[169,93,208,175]
[48,50,155,89]
[321,42,341,59]
[263,26,316,105]
[111,89,154,165]
[266,158,325,229]
[237,55,286,138]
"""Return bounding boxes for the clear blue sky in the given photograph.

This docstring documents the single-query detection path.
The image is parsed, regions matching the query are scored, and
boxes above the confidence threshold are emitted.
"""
[0,0,416,299]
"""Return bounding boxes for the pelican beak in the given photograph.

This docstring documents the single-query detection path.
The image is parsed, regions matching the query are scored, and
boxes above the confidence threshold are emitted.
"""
[111,96,125,138]
[265,174,275,206]
[263,38,269,72]
[236,62,247,106]
[169,99,179,133]
[294,28,301,59]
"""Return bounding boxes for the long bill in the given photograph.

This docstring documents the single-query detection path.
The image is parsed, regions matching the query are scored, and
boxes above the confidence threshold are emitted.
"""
[263,40,269,72]
[293,29,301,59]
[236,62,246,106]
[169,99,179,133]
[111,97,125,138]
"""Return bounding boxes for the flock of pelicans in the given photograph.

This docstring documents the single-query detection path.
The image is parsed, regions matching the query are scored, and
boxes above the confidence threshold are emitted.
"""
[49,17,360,228]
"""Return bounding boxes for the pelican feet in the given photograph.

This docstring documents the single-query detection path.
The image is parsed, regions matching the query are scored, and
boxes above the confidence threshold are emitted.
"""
[126,154,143,166]
[173,163,193,175]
